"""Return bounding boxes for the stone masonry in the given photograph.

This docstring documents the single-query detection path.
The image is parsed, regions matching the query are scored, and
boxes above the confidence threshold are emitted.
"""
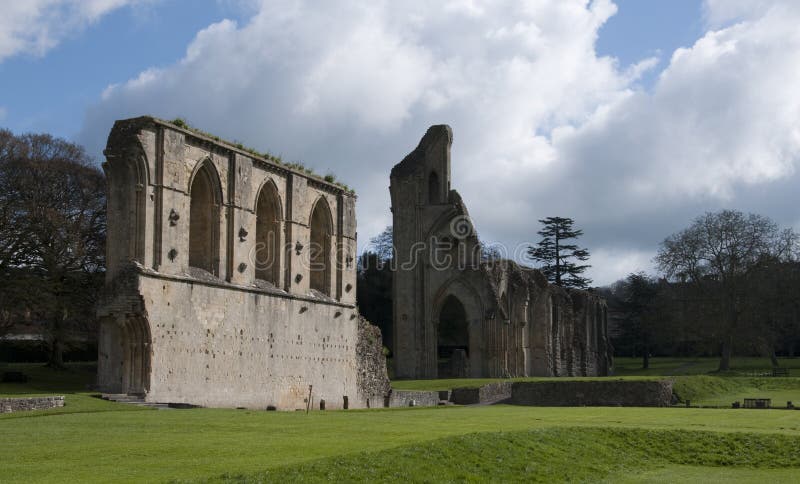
[1,396,65,413]
[390,125,612,379]
[96,116,389,409]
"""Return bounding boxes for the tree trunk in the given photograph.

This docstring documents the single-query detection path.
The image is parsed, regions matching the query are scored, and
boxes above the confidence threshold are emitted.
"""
[46,337,65,369]
[718,335,733,372]
[770,349,779,368]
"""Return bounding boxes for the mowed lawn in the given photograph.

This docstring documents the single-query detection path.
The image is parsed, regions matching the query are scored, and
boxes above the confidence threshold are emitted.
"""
[2,361,800,483]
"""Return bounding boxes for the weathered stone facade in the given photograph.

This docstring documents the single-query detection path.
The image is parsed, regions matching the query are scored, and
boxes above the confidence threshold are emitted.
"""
[97,116,389,409]
[390,125,612,379]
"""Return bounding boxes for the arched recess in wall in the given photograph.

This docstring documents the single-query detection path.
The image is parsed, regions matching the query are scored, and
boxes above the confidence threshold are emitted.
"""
[437,294,469,377]
[120,317,151,395]
[189,159,222,275]
[432,276,485,377]
[255,179,283,286]
[428,171,440,204]
[129,154,149,263]
[105,148,149,270]
[309,196,333,295]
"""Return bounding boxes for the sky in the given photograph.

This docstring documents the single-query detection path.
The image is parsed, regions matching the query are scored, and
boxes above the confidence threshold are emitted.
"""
[1,0,799,286]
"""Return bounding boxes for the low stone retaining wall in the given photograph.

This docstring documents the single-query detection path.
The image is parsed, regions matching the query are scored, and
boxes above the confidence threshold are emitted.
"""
[386,390,441,407]
[510,380,673,407]
[451,382,512,405]
[0,396,65,413]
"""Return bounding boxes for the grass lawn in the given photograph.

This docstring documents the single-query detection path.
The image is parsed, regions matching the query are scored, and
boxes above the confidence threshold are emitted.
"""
[613,356,800,376]
[2,361,800,482]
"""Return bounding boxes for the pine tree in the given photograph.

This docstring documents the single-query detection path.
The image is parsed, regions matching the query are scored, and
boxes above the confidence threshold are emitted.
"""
[527,216,591,289]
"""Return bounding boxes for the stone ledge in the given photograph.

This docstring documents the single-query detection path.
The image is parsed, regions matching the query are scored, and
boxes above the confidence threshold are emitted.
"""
[0,396,65,413]
[139,268,357,309]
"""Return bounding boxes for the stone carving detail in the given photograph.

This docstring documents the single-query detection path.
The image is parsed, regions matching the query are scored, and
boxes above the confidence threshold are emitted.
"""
[168,208,180,226]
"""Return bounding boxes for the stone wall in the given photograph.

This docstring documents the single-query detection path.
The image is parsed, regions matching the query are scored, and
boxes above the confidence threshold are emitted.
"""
[510,380,674,407]
[97,116,388,409]
[450,382,512,405]
[386,389,441,407]
[1,396,65,413]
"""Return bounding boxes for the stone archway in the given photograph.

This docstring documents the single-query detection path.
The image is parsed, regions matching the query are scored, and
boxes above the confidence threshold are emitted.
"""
[437,294,469,378]
[120,317,151,396]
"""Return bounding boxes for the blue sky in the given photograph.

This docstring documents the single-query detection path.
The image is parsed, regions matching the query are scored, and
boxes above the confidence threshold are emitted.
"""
[0,1,242,137]
[2,0,798,285]
[1,0,704,142]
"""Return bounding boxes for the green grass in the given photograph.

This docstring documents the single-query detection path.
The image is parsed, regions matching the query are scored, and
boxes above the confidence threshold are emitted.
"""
[3,405,800,483]
[3,361,800,482]
[394,357,800,409]
[613,465,800,483]
[613,356,800,376]
[0,362,150,417]
[205,427,800,483]
[672,375,800,407]
[392,375,662,392]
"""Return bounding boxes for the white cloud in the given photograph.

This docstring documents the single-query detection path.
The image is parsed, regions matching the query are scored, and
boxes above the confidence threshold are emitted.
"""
[0,106,7,122]
[0,0,152,62]
[79,0,800,285]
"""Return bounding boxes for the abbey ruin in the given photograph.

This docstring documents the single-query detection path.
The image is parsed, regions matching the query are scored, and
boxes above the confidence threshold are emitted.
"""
[96,116,388,409]
[96,117,611,409]
[391,126,612,379]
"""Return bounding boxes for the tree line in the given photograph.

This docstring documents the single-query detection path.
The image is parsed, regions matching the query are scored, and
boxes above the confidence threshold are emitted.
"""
[604,210,799,371]
[2,126,797,372]
[0,129,105,367]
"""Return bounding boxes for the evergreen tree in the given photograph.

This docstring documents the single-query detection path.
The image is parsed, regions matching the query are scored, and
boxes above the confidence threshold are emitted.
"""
[527,216,591,288]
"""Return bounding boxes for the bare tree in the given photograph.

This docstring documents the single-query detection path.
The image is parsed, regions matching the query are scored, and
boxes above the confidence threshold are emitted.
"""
[0,130,105,367]
[655,210,797,371]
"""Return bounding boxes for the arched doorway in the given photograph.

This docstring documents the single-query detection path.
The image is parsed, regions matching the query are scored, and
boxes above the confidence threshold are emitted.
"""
[121,317,150,396]
[189,161,221,275]
[309,197,332,295]
[255,181,281,286]
[437,295,469,377]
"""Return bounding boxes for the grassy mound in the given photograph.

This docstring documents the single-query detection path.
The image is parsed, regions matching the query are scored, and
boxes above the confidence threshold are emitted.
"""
[672,375,800,407]
[206,427,800,483]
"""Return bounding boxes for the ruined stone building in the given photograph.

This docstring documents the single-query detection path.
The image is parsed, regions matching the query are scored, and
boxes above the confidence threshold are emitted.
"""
[390,126,612,379]
[97,116,388,409]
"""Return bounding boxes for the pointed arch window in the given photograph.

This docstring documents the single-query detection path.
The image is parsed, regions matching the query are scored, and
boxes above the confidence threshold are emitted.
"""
[189,161,221,275]
[255,181,282,286]
[309,197,332,295]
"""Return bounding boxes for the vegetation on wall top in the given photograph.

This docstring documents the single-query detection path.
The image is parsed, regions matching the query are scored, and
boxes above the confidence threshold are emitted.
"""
[166,117,354,194]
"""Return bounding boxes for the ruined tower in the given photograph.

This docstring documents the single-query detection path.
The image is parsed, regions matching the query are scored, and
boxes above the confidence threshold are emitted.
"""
[390,126,612,379]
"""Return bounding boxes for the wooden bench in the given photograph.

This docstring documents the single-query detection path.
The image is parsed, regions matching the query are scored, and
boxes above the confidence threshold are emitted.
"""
[743,398,771,409]
[772,368,789,377]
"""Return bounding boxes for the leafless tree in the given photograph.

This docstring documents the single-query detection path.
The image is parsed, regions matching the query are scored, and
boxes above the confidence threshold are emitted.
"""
[656,210,797,371]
